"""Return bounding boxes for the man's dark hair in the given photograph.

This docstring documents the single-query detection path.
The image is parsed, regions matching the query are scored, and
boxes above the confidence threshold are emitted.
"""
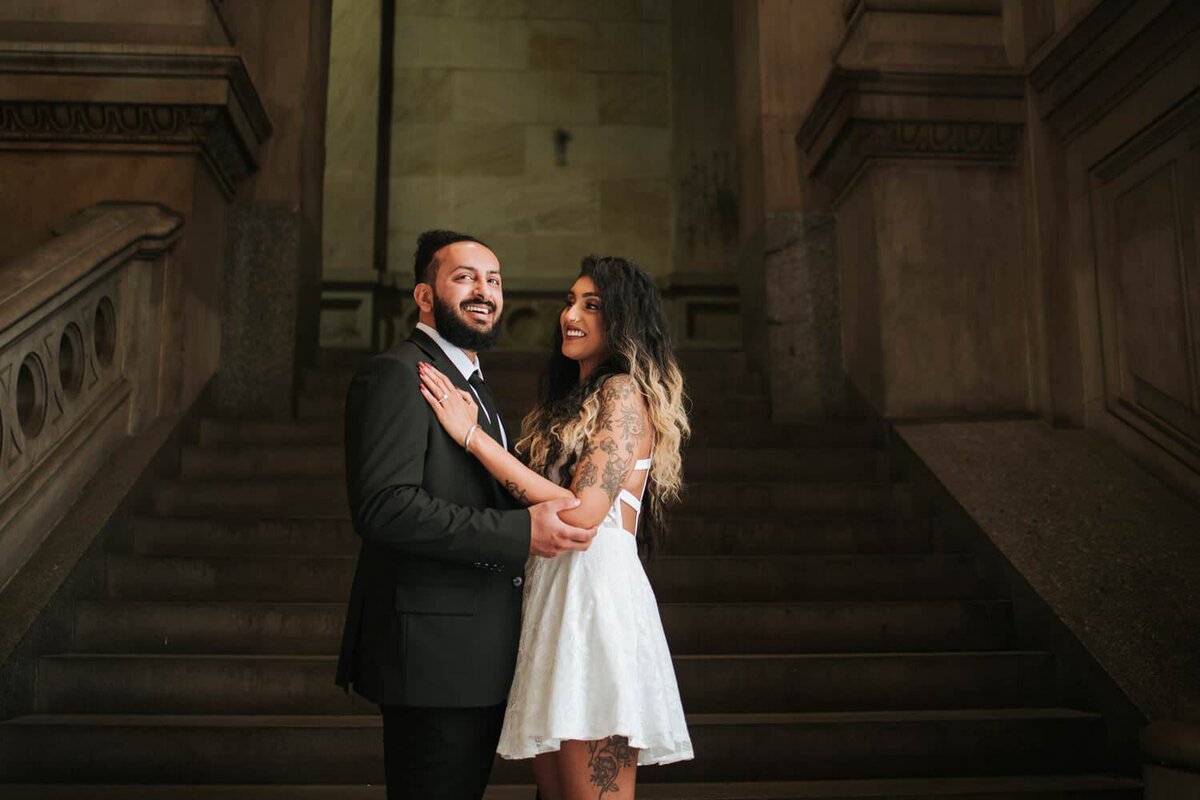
[412,229,487,287]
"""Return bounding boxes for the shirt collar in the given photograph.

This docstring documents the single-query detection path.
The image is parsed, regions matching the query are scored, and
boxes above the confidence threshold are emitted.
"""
[415,321,482,382]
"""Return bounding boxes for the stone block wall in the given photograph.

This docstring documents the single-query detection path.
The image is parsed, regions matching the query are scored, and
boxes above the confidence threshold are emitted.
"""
[324,0,675,286]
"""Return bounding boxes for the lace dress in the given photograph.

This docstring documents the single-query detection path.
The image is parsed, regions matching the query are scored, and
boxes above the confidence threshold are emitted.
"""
[495,455,694,765]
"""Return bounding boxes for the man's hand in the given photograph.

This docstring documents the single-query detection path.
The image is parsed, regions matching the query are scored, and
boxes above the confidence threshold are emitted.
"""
[529,496,597,557]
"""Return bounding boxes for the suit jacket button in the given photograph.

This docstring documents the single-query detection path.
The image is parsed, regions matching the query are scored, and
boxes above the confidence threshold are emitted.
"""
[512,576,523,587]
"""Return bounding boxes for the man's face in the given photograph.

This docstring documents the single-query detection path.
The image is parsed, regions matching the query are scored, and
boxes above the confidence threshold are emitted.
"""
[427,241,503,352]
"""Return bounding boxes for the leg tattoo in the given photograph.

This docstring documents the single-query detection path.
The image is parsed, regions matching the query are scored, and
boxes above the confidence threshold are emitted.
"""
[586,735,636,798]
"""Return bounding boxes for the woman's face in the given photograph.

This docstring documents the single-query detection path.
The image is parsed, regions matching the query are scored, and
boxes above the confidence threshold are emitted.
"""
[560,274,609,375]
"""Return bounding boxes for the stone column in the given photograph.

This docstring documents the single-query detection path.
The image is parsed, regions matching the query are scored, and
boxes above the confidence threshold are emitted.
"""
[212,0,332,417]
[798,0,1031,418]
[733,0,847,420]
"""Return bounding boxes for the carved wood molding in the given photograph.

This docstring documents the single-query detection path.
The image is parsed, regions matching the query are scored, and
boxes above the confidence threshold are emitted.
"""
[797,67,1025,201]
[0,43,271,197]
[1029,0,1200,140]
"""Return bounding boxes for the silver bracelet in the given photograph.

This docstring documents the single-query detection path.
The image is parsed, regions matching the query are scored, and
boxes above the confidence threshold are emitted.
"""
[463,424,481,452]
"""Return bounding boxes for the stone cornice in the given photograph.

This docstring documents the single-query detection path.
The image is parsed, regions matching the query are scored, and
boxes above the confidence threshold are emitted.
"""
[0,42,271,197]
[797,67,1025,201]
[1028,0,1200,139]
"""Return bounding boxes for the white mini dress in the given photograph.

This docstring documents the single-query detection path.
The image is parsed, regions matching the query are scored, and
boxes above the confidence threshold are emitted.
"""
[496,456,694,765]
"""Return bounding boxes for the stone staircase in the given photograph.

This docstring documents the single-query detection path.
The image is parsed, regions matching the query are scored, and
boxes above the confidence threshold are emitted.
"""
[0,350,1142,798]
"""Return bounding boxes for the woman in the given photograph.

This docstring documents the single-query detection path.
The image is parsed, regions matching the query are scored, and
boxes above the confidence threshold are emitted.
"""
[417,255,693,799]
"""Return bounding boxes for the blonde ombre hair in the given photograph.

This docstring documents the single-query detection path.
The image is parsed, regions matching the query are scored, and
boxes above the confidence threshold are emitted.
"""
[516,256,690,557]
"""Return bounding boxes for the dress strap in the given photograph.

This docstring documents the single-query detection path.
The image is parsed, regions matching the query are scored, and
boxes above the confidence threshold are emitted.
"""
[617,489,642,512]
[633,458,652,470]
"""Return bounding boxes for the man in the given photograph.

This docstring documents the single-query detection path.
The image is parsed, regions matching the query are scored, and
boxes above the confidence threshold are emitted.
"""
[336,230,596,799]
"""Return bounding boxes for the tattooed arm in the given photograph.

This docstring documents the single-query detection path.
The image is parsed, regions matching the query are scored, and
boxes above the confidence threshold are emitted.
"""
[454,375,650,528]
[559,375,650,529]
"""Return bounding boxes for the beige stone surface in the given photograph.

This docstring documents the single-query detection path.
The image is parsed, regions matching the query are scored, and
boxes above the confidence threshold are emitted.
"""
[524,234,594,278]
[392,69,455,123]
[525,18,672,75]
[391,122,525,177]
[394,15,528,70]
[453,176,598,236]
[600,179,670,239]
[387,176,455,235]
[600,72,669,127]
[332,0,676,286]
[452,70,598,124]
[324,0,378,273]
[323,171,375,273]
[598,231,669,275]
[523,125,671,179]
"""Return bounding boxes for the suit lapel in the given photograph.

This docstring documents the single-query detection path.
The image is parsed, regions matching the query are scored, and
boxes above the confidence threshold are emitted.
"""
[408,327,511,449]
[408,328,470,394]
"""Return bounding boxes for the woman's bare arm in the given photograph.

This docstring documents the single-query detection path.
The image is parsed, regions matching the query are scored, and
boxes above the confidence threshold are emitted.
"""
[418,364,649,524]
[459,429,574,507]
[416,362,572,506]
[556,375,650,530]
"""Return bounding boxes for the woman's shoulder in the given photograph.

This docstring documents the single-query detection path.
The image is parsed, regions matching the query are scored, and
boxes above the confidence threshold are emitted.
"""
[597,372,643,405]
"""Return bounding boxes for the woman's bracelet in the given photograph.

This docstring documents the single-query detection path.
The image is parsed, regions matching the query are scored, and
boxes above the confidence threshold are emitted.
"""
[463,424,481,453]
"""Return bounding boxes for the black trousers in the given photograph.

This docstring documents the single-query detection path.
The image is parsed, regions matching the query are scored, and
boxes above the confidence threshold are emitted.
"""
[381,703,506,800]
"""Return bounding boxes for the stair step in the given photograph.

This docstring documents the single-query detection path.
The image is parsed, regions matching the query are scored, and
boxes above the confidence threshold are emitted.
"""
[102,554,989,603]
[303,365,768,396]
[0,775,1146,799]
[178,445,889,482]
[125,518,360,557]
[196,417,877,449]
[314,348,751,373]
[296,392,771,420]
[152,479,916,517]
[35,651,1056,715]
[198,418,343,447]
[72,600,1013,655]
[122,515,939,557]
[0,710,1106,782]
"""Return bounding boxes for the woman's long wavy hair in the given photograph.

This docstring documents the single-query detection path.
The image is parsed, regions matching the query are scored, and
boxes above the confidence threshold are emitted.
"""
[516,255,690,558]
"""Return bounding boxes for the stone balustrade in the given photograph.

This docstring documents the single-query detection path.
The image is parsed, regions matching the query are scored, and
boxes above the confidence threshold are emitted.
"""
[0,202,182,592]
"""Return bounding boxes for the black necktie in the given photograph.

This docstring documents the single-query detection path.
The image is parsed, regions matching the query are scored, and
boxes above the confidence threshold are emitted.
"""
[468,370,502,445]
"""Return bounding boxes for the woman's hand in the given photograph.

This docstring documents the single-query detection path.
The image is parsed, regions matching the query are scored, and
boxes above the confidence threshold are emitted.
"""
[417,362,479,446]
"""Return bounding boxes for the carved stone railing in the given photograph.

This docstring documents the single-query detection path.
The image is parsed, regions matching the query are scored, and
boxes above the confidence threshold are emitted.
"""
[0,202,182,592]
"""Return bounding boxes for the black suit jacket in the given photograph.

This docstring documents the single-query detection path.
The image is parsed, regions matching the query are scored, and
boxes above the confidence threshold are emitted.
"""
[336,329,531,707]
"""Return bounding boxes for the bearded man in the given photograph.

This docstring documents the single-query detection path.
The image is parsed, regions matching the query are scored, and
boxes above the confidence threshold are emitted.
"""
[337,230,596,799]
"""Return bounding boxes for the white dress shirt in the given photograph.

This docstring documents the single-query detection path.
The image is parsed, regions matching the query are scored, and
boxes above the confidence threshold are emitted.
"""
[416,321,508,449]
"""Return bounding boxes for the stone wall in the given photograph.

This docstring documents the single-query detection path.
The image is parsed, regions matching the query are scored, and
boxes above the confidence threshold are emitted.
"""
[323,0,380,279]
[212,0,332,417]
[389,0,673,284]
[733,0,846,419]
[320,0,741,351]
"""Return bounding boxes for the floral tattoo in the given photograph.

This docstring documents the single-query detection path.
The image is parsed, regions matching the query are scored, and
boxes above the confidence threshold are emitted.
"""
[587,735,636,798]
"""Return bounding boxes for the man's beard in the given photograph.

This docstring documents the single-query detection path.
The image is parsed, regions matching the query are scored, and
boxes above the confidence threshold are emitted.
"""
[432,293,499,352]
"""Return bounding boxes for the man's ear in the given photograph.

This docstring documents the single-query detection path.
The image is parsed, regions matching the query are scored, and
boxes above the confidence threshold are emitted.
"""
[413,283,433,313]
